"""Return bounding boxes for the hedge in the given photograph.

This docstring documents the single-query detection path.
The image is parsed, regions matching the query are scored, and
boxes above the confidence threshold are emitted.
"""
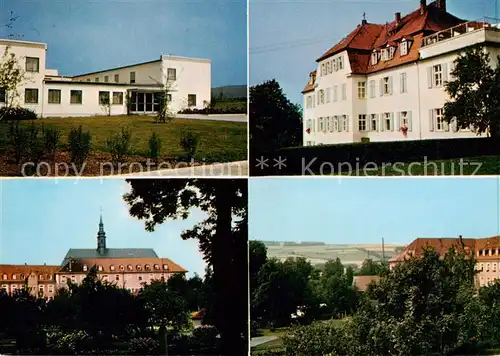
[178,107,246,115]
[250,137,500,176]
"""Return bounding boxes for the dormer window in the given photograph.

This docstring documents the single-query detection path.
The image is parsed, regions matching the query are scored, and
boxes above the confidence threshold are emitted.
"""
[381,49,388,61]
[401,40,408,56]
[110,265,115,271]
[83,265,88,272]
[371,51,378,65]
[136,265,142,271]
[154,264,159,270]
[98,265,103,271]
[145,264,151,271]
[163,264,168,270]
[127,265,133,271]
[120,265,125,271]
[388,46,395,60]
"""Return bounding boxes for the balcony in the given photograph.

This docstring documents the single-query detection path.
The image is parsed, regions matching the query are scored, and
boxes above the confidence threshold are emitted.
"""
[420,17,500,59]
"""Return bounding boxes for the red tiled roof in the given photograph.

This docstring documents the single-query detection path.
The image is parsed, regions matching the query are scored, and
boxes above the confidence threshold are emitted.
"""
[60,257,188,274]
[0,265,60,281]
[353,275,381,292]
[302,70,317,93]
[306,1,466,87]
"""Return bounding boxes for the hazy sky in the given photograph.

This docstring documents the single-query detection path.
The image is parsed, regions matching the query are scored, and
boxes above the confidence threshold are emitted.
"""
[0,0,247,87]
[0,179,207,277]
[250,0,498,104]
[249,178,500,245]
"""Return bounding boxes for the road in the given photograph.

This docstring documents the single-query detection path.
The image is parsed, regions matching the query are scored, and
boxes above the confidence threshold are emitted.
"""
[250,336,279,348]
[121,161,248,177]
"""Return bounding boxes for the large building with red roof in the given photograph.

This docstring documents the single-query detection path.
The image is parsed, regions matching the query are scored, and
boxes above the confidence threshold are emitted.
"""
[303,0,498,145]
[0,215,187,299]
[388,236,500,287]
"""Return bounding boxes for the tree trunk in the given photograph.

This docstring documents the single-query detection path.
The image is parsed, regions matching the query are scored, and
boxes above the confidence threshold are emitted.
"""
[158,324,168,356]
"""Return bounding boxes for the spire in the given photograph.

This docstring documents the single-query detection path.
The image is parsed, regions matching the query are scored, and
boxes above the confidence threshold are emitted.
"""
[97,209,106,254]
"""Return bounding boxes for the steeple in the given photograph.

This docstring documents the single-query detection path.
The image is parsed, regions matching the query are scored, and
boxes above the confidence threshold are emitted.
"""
[97,211,106,255]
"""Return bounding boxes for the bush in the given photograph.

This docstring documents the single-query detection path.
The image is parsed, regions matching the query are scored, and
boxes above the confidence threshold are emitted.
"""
[252,137,500,175]
[179,129,199,160]
[192,325,219,346]
[128,337,159,355]
[25,123,45,174]
[68,126,92,169]
[251,320,262,337]
[147,132,162,163]
[105,127,132,166]
[282,321,346,356]
[8,121,29,164]
[178,106,246,115]
[43,126,61,160]
[46,328,94,355]
[0,107,37,121]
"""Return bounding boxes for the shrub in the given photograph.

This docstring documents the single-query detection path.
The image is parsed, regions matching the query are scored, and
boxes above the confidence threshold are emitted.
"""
[192,325,219,346]
[147,132,162,163]
[46,328,94,355]
[43,126,61,160]
[282,321,346,356]
[105,127,132,166]
[0,107,37,121]
[128,337,160,355]
[179,129,199,160]
[8,121,29,164]
[68,126,92,169]
[25,123,45,174]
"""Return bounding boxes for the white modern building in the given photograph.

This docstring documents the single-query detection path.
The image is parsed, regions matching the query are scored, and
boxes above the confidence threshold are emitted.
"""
[302,0,499,146]
[0,38,211,117]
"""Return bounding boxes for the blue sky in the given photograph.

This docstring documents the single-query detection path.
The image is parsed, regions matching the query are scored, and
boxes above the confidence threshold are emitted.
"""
[249,178,500,245]
[0,0,246,87]
[0,179,207,277]
[250,0,497,104]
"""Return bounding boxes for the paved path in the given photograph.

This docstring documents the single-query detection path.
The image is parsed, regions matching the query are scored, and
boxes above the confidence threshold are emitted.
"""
[175,114,247,122]
[250,336,279,348]
[121,161,248,177]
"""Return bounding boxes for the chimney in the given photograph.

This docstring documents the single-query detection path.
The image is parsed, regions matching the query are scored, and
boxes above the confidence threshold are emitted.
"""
[395,12,401,24]
[420,0,427,14]
[437,0,446,12]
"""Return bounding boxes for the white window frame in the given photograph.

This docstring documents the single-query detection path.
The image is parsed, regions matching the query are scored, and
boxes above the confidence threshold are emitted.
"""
[401,41,408,56]
[433,64,443,87]
[358,114,367,132]
[342,115,348,132]
[341,83,347,100]
[369,80,376,98]
[319,89,325,104]
[326,88,331,103]
[357,81,366,99]
[384,112,392,131]
[371,51,378,65]
[371,114,378,131]
[383,77,390,95]
[435,108,444,131]
[333,116,339,132]
[338,56,344,70]
[389,46,395,60]
[401,111,409,127]
[333,86,338,102]
[400,72,407,93]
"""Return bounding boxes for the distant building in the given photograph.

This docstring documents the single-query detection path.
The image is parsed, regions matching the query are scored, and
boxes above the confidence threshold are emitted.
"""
[0,214,187,298]
[353,275,381,292]
[0,38,211,117]
[389,236,500,287]
[302,0,498,146]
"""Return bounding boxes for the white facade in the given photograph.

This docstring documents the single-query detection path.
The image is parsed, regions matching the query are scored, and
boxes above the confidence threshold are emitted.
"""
[0,39,211,117]
[303,22,498,146]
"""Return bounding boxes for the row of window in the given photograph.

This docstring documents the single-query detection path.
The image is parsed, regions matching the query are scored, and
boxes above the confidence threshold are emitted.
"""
[0,88,124,105]
[478,263,500,272]
[83,263,169,272]
[478,248,500,256]
[319,55,345,76]
[87,68,177,84]
[306,115,349,133]
[0,284,54,293]
[357,73,407,99]
[358,112,412,132]
[1,273,53,280]
[371,39,413,66]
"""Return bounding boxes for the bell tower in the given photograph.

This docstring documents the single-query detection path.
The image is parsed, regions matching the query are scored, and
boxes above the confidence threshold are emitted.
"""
[97,212,106,255]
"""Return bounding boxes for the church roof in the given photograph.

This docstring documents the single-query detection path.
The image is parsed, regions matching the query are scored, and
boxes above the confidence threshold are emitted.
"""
[61,248,158,266]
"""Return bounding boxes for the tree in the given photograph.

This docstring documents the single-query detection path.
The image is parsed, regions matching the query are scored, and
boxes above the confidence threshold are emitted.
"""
[444,46,500,137]
[249,240,268,296]
[250,79,303,154]
[357,259,388,276]
[123,179,248,356]
[0,46,26,120]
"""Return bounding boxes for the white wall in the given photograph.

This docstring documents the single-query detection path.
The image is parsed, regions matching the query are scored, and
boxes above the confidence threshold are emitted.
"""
[72,60,163,85]
[161,56,211,112]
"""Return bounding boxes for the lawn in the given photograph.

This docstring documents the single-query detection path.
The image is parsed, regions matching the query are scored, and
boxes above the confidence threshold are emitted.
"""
[0,115,247,163]
[340,155,500,176]
[213,99,246,111]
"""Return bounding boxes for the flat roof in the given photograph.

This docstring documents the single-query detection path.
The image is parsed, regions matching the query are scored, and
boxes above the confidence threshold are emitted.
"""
[71,58,162,78]
[44,79,163,88]
[0,38,47,49]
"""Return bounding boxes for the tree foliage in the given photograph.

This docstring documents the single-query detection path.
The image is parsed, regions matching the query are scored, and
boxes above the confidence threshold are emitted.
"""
[444,46,500,137]
[250,79,302,153]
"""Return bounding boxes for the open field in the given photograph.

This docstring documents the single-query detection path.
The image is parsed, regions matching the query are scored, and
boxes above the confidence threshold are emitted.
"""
[0,115,247,163]
[261,241,405,267]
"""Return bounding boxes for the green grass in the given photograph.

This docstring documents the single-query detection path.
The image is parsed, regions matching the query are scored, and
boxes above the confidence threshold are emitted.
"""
[213,99,246,110]
[0,115,247,162]
[340,155,500,176]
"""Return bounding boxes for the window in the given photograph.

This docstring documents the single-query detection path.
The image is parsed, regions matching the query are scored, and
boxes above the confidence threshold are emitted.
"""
[163,264,168,270]
[104,76,109,83]
[384,112,392,131]
[95,77,99,82]
[332,116,338,132]
[0,87,6,103]
[369,80,375,98]
[83,265,88,272]
[306,96,312,108]
[110,265,115,271]
[333,86,338,102]
[166,94,172,102]
[87,79,91,82]
[167,68,176,81]
[381,49,388,61]
[388,47,395,60]
[112,92,123,105]
[99,91,110,105]
[318,117,325,132]
[326,88,331,103]
[318,90,325,104]
[115,275,119,281]
[400,72,407,93]
[114,74,119,83]
[70,90,82,104]
[71,275,75,281]
[342,115,348,132]
[371,114,378,131]
[383,77,390,95]
[400,111,410,128]
[98,265,103,271]
[435,108,444,131]
[341,83,347,100]
[333,59,338,71]
[39,285,44,292]
[358,115,367,131]
[48,89,61,104]
[338,56,344,70]
[2,274,6,280]
[136,265,142,271]
[138,276,143,281]
[401,41,408,56]
[12,274,16,280]
[358,81,366,99]
[326,61,331,74]
[127,265,133,271]
[154,264,159,270]
[48,286,53,293]
[321,64,325,76]
[26,57,39,72]
[188,94,196,107]
[371,51,378,65]
[25,89,38,104]
[39,275,44,280]
[130,72,136,84]
[433,64,443,87]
